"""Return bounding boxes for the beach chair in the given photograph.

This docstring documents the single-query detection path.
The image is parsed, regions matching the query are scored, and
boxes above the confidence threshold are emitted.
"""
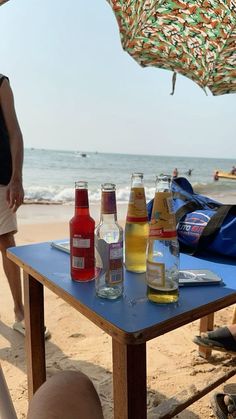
[0,363,17,419]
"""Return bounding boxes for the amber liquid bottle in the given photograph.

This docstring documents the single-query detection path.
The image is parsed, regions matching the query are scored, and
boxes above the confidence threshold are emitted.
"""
[70,181,95,282]
[146,175,179,303]
[125,173,149,273]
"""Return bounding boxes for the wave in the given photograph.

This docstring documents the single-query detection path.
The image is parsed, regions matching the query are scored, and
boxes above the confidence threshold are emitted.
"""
[24,186,72,203]
[23,182,236,205]
[24,185,156,204]
[193,181,236,198]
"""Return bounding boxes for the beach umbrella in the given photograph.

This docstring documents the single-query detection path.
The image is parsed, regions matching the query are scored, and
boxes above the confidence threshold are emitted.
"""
[107,0,236,95]
[0,0,10,5]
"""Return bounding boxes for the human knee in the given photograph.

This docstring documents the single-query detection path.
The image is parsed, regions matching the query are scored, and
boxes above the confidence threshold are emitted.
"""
[40,370,94,391]
[27,371,103,419]
[50,370,100,405]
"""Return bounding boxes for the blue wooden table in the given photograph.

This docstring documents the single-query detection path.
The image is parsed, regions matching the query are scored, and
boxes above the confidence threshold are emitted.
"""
[7,242,236,419]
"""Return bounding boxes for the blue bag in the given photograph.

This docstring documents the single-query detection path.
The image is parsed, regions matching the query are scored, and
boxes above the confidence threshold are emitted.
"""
[147,177,236,258]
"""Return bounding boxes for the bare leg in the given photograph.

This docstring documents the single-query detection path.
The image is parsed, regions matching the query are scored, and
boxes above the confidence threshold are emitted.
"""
[227,324,236,340]
[27,371,104,419]
[0,232,24,321]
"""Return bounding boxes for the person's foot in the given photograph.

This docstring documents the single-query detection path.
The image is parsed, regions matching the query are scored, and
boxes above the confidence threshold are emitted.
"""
[13,320,51,339]
[211,392,236,418]
[193,326,236,355]
[14,305,24,323]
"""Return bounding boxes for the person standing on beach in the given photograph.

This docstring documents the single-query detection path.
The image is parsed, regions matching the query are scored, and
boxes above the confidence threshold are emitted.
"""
[0,74,25,331]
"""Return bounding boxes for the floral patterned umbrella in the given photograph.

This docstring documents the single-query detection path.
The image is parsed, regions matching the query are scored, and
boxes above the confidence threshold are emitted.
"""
[107,0,236,95]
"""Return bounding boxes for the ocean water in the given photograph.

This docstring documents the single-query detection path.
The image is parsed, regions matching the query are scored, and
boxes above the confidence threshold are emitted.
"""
[23,148,236,204]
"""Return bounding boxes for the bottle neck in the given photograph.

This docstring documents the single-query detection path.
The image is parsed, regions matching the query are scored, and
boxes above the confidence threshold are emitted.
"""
[75,189,90,216]
[131,180,144,188]
[75,207,90,216]
[100,213,117,223]
[131,173,144,189]
[100,190,117,223]
[155,181,170,193]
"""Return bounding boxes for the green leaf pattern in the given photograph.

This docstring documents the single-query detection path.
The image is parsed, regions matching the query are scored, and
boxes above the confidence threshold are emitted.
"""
[107,0,236,95]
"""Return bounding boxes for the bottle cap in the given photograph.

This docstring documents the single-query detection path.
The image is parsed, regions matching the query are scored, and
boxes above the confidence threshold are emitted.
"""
[75,181,88,189]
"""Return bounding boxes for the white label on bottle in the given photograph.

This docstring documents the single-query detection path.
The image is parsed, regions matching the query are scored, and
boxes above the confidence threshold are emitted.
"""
[109,268,123,284]
[72,256,84,269]
[146,261,165,287]
[110,244,123,259]
[95,239,123,285]
[73,238,90,248]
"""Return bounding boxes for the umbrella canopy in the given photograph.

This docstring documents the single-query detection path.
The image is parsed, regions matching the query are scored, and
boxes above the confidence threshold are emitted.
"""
[0,0,9,5]
[107,0,236,95]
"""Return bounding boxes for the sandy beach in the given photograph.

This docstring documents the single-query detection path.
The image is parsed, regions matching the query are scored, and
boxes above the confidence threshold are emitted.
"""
[1,203,236,419]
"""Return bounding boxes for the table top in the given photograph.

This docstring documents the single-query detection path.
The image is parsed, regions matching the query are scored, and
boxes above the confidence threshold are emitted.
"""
[7,242,236,344]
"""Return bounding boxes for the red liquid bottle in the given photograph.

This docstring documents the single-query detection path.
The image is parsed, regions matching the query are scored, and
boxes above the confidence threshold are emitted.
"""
[70,181,95,281]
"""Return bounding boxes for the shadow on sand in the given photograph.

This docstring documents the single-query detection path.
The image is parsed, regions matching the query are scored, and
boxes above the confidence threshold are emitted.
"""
[0,319,211,418]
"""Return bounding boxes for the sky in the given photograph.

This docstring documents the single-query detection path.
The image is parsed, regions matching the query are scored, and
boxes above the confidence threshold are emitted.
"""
[0,0,235,158]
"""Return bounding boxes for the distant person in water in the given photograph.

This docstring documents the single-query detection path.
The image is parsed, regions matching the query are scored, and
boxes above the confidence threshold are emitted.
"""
[214,171,219,181]
[172,168,178,178]
[187,169,193,176]
[230,166,236,175]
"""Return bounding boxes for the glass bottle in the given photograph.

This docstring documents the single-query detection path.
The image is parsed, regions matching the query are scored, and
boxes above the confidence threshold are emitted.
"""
[69,181,95,282]
[146,174,179,303]
[125,173,149,273]
[95,183,123,299]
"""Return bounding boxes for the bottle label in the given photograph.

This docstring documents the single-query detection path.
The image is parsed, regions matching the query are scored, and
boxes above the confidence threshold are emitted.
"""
[126,187,148,223]
[71,234,94,270]
[73,237,91,248]
[96,239,123,284]
[101,191,117,214]
[75,189,89,208]
[146,261,165,287]
[72,256,85,269]
[108,242,123,284]
[149,192,177,240]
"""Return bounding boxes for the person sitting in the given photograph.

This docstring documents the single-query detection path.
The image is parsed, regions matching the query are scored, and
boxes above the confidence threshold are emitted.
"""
[231,166,236,175]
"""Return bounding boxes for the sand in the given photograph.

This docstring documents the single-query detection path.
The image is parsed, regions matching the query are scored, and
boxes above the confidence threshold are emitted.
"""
[1,203,236,419]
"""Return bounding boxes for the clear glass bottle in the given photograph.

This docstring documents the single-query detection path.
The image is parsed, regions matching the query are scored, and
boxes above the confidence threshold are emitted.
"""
[125,173,149,273]
[95,183,123,299]
[69,181,95,282]
[146,174,179,303]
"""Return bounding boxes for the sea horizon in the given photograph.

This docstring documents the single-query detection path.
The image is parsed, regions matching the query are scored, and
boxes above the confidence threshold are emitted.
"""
[26,146,236,161]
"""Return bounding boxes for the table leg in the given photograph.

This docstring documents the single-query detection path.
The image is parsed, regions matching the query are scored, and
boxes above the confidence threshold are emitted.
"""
[199,313,214,359]
[112,340,147,419]
[23,272,46,399]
